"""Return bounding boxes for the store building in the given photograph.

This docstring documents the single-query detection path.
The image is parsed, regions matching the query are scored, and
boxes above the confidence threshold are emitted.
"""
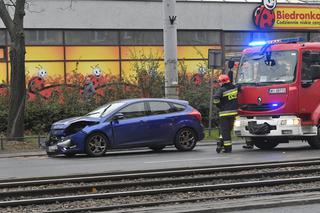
[0,0,318,87]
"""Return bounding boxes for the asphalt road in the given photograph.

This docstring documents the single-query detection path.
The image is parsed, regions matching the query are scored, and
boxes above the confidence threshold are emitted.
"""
[1,140,320,180]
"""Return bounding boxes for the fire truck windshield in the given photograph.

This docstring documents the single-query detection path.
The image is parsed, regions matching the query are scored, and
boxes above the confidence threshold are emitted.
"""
[236,50,297,85]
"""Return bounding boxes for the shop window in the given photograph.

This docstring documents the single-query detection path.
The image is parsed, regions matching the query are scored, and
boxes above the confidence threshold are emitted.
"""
[224,46,248,57]
[65,30,118,45]
[310,33,320,42]
[178,31,220,45]
[120,30,163,45]
[25,30,63,45]
[224,32,251,46]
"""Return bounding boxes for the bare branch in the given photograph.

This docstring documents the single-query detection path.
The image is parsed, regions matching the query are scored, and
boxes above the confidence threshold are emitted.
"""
[8,0,16,7]
[0,0,14,35]
[13,0,25,27]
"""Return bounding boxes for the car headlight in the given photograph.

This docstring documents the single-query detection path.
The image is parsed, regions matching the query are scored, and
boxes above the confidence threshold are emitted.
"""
[234,120,241,127]
[280,118,300,126]
[57,139,71,147]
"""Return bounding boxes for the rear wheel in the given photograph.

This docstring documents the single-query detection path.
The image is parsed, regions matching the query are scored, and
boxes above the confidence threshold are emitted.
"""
[148,145,166,152]
[85,133,108,157]
[174,127,197,151]
[308,127,320,149]
[253,138,279,150]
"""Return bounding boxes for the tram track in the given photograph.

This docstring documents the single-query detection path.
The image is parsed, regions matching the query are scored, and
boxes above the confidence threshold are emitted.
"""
[3,158,320,212]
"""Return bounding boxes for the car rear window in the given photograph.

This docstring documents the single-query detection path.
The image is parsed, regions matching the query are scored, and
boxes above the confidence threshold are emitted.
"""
[172,103,186,112]
[149,101,172,115]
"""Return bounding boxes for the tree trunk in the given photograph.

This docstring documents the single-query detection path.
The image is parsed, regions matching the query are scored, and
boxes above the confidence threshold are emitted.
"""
[7,30,26,139]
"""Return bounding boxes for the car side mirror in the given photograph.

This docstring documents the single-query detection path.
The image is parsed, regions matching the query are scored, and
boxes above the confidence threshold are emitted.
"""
[112,113,124,121]
[301,80,313,88]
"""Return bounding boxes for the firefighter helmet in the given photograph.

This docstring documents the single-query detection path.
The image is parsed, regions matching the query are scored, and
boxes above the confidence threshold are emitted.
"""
[218,74,230,84]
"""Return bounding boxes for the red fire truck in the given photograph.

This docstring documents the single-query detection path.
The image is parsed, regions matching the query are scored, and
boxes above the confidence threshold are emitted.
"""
[233,38,320,150]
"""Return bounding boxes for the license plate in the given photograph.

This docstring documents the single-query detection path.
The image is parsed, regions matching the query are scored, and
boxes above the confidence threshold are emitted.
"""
[48,145,58,152]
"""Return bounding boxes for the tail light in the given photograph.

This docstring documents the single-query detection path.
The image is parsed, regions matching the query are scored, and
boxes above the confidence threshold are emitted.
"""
[189,109,202,121]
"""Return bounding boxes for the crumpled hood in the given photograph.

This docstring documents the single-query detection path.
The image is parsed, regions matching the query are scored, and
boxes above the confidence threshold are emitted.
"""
[52,116,100,129]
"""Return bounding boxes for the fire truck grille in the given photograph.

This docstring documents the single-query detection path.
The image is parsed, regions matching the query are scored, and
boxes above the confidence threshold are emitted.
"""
[240,103,284,111]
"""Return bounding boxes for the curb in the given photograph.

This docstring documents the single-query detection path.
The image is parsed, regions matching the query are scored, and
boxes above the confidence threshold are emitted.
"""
[0,140,245,158]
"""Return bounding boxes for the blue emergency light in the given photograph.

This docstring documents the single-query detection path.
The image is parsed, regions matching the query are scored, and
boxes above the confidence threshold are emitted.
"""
[249,37,305,47]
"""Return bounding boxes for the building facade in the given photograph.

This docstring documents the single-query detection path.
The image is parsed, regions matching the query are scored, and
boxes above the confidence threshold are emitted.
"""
[0,0,318,86]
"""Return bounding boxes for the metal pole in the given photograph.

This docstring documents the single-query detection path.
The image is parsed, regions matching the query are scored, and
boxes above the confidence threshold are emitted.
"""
[163,0,178,99]
[208,69,214,136]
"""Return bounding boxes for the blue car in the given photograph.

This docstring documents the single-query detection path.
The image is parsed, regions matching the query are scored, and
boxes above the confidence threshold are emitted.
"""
[45,98,204,157]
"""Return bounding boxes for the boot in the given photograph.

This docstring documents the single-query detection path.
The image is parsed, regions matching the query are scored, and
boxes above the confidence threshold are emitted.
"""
[216,140,223,153]
[223,146,232,153]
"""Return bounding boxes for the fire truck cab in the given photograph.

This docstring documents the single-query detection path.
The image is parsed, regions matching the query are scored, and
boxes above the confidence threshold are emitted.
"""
[233,38,320,150]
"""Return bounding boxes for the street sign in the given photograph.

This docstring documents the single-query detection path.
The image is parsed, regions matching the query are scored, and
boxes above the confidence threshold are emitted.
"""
[208,49,223,69]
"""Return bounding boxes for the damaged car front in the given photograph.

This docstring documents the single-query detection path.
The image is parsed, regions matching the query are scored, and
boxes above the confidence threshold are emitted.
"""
[44,101,125,157]
[45,117,100,156]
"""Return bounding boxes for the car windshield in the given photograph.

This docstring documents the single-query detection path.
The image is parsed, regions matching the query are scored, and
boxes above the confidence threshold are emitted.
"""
[236,50,297,85]
[86,102,125,118]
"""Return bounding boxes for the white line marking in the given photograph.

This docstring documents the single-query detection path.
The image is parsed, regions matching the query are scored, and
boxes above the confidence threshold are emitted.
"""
[145,157,229,164]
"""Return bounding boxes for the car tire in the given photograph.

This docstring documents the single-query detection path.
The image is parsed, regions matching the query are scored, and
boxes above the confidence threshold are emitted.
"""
[174,127,197,151]
[85,132,108,157]
[253,138,279,150]
[149,145,166,152]
[307,127,320,149]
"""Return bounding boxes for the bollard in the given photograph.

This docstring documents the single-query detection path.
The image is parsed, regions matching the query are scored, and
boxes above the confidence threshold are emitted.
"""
[0,136,3,150]
[38,134,41,148]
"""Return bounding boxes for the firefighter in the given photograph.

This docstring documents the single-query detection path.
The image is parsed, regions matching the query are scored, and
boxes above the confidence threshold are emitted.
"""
[213,74,238,153]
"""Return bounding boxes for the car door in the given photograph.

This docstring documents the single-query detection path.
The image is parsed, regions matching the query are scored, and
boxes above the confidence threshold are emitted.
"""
[299,50,320,120]
[111,102,149,147]
[144,101,175,145]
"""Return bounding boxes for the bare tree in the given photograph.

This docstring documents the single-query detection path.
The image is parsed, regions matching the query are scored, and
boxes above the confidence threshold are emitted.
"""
[0,0,26,139]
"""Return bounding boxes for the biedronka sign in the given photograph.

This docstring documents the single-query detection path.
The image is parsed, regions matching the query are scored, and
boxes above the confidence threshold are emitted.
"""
[253,0,320,30]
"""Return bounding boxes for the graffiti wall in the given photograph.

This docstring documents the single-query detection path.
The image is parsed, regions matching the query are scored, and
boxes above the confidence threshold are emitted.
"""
[0,45,220,99]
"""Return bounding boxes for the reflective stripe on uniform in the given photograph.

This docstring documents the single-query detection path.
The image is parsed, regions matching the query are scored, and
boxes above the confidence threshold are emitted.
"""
[224,141,232,146]
[213,98,220,104]
[223,88,238,101]
[219,110,238,117]
[222,88,238,96]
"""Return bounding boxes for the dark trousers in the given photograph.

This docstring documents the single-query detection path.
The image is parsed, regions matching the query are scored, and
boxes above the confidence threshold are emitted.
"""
[219,116,235,145]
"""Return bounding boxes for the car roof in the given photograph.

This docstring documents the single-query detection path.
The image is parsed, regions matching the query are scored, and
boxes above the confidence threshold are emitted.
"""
[116,98,189,106]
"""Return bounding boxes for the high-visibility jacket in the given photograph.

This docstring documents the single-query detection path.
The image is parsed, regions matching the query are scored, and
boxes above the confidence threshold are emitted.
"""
[213,82,238,117]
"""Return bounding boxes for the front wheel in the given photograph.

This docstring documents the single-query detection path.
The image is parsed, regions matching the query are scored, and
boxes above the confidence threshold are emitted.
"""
[252,138,279,150]
[174,127,197,151]
[85,133,108,157]
[308,127,320,149]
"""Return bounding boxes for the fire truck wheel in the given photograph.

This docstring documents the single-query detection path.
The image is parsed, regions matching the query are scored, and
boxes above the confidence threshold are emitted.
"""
[307,136,320,149]
[252,138,279,150]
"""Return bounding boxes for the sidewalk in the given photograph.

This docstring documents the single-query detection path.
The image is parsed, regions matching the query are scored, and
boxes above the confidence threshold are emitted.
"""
[0,140,245,158]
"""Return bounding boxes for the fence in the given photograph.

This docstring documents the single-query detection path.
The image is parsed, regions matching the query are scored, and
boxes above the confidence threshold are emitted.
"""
[0,135,48,151]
